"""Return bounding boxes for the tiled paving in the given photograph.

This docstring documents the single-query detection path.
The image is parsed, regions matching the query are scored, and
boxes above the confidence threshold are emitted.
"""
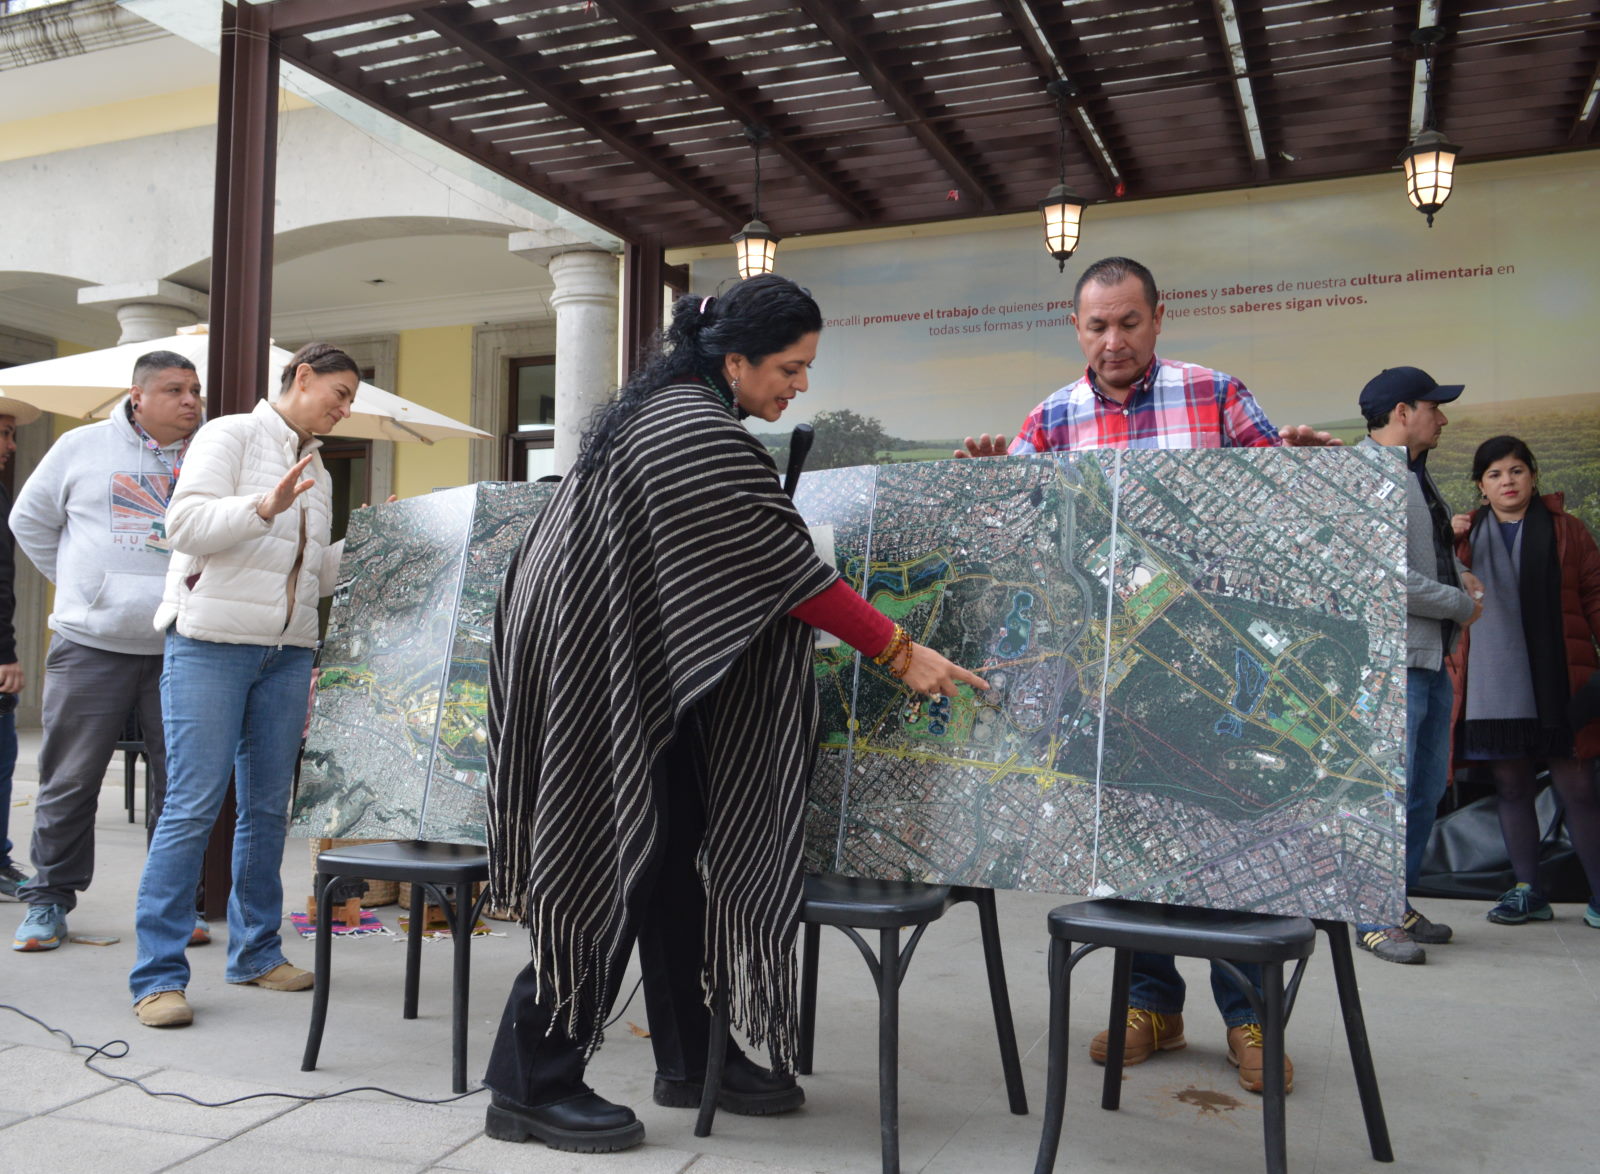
[3,731,1597,1173]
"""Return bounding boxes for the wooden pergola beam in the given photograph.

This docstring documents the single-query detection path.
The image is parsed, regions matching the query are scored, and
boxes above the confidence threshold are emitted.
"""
[796,0,997,210]
[279,32,635,241]
[591,0,872,224]
[1568,56,1600,143]
[1001,0,1123,191]
[263,0,442,37]
[1207,0,1270,182]
[413,3,744,230]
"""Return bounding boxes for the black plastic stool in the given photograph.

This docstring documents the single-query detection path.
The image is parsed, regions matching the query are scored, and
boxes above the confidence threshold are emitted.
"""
[1033,899,1393,1174]
[301,840,491,1093]
[697,875,1028,1174]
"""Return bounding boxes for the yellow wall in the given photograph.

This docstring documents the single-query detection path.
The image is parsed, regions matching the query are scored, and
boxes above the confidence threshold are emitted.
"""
[0,87,312,164]
[392,325,476,499]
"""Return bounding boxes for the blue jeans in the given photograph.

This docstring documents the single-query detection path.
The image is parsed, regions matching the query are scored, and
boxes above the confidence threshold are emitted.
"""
[1358,666,1454,932]
[0,709,16,865]
[1128,953,1264,1028]
[129,632,314,1003]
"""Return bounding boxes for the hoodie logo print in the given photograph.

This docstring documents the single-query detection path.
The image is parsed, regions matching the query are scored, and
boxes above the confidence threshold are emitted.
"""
[110,472,172,533]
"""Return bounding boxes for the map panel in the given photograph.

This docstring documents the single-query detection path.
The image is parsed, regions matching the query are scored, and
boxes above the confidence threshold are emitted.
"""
[290,451,1405,924]
[799,448,1407,925]
[292,482,551,843]
[420,481,554,842]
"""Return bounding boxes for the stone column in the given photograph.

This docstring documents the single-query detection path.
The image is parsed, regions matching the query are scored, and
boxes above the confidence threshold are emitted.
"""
[508,233,620,475]
[546,250,620,473]
[77,279,207,344]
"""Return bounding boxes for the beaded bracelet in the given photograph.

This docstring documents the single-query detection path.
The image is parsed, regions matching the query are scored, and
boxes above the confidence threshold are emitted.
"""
[889,637,915,680]
[873,623,909,667]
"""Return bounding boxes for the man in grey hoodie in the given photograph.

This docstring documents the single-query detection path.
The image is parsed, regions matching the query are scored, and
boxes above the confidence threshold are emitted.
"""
[10,350,202,951]
[1355,366,1483,965]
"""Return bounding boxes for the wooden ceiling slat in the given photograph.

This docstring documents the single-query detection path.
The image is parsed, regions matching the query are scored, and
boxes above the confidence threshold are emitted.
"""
[794,0,1001,209]
[267,0,1600,250]
[588,0,872,222]
[409,2,744,228]
[278,31,632,240]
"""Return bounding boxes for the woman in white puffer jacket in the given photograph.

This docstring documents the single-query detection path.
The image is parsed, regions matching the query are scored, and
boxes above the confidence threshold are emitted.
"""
[128,343,358,1028]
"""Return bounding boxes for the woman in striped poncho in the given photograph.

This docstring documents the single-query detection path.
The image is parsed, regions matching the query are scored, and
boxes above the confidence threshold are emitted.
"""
[483,275,987,1154]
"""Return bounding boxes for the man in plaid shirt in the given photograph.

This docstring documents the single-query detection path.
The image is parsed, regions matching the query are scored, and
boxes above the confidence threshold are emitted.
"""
[958,256,1332,457]
[959,256,1335,1096]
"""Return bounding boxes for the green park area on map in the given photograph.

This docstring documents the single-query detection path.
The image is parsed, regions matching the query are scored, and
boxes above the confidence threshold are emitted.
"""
[797,447,1408,925]
[291,450,1406,925]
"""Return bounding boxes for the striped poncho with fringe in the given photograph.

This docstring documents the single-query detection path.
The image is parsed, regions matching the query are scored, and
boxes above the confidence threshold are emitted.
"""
[486,383,839,1070]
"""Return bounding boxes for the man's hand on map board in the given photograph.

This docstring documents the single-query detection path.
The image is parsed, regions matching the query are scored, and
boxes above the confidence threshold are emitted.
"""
[955,433,1011,458]
[901,642,989,697]
[1278,425,1344,447]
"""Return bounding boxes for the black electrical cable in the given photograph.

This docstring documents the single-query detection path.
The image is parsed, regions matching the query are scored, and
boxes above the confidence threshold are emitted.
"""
[1,972,646,1110]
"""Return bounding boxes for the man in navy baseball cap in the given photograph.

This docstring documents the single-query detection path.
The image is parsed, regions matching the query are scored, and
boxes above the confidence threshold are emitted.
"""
[1354,365,1480,965]
[1358,366,1464,422]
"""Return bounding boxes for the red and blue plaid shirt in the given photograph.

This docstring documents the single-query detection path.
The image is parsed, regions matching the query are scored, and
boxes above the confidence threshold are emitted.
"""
[1008,356,1282,454]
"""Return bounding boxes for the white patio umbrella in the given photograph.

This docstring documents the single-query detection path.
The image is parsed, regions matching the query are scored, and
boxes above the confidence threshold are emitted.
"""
[0,327,490,444]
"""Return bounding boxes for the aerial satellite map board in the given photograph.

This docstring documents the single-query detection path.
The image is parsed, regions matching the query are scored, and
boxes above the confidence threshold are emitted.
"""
[292,449,1407,924]
[797,447,1408,925]
[291,480,553,844]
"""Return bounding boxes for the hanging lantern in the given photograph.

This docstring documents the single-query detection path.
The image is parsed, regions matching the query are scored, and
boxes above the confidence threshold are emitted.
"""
[1039,79,1089,273]
[1401,26,1460,229]
[1039,183,1089,272]
[1399,129,1460,228]
[732,125,778,277]
[732,218,778,279]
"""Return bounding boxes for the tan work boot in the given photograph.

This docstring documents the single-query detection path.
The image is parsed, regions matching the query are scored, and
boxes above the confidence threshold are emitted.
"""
[1089,1008,1186,1065]
[1227,1023,1294,1094]
[233,963,314,991]
[134,991,193,1028]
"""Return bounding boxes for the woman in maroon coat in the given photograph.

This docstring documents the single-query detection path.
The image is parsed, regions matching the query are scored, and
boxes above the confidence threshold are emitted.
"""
[1450,435,1600,929]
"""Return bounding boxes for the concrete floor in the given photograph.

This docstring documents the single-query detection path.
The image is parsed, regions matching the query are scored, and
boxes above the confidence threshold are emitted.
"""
[2,729,1597,1174]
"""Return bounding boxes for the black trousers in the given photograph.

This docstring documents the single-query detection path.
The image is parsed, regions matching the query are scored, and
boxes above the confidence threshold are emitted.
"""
[484,725,728,1106]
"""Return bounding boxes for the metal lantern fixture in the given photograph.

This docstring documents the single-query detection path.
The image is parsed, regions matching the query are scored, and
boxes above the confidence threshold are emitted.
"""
[733,125,778,278]
[1400,27,1460,228]
[1040,80,1089,271]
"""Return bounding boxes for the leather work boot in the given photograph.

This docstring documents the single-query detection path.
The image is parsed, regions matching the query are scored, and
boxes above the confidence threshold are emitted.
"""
[1227,1023,1294,1094]
[134,991,194,1028]
[485,1088,645,1153]
[653,1051,805,1115]
[232,963,314,991]
[1089,1008,1186,1065]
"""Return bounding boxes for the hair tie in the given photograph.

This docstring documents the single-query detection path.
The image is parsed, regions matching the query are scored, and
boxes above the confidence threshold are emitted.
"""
[699,295,715,315]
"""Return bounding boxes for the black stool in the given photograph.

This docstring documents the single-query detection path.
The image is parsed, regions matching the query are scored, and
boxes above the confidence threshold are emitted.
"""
[301,840,491,1093]
[1033,899,1393,1174]
[117,710,152,826]
[697,875,1029,1174]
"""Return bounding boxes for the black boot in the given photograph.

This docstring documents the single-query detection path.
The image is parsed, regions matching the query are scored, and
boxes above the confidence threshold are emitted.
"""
[485,1087,645,1153]
[653,1051,806,1116]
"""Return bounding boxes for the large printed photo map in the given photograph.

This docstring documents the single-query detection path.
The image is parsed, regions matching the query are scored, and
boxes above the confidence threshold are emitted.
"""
[291,481,553,843]
[290,451,1406,925]
[798,448,1408,925]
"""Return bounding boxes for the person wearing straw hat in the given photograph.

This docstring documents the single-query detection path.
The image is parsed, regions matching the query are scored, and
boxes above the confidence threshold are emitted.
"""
[0,396,42,901]
[9,351,202,952]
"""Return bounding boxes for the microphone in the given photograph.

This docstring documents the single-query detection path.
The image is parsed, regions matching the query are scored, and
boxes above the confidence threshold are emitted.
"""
[783,423,815,499]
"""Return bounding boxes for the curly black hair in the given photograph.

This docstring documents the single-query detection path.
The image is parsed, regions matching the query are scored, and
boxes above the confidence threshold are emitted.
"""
[574,274,822,477]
